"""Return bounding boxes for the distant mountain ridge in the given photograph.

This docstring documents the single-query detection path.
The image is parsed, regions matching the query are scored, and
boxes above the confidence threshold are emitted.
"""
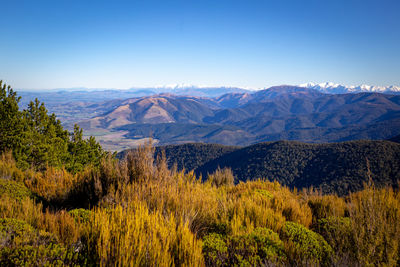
[78,86,400,147]
[300,82,400,94]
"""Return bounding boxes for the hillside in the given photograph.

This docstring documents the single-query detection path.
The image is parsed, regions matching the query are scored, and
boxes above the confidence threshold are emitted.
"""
[150,140,400,195]
[119,143,239,171]
[389,134,400,143]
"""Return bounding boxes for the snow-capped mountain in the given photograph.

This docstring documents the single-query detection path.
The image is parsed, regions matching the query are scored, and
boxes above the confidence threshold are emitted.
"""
[299,82,400,94]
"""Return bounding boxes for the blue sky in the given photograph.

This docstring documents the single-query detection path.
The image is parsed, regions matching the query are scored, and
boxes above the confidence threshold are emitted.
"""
[1,0,399,89]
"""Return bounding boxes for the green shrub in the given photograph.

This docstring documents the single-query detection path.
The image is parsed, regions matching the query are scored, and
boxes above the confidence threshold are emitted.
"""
[228,227,286,266]
[203,228,286,266]
[316,216,356,264]
[0,244,81,266]
[0,179,34,200]
[281,221,333,266]
[203,233,229,266]
[68,208,91,224]
[0,218,57,247]
[0,218,82,266]
[254,189,273,199]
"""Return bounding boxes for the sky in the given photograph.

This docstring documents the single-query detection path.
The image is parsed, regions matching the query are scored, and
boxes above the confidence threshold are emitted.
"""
[1,0,399,90]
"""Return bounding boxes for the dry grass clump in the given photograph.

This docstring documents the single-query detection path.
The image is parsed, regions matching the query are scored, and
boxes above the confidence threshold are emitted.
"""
[86,202,204,267]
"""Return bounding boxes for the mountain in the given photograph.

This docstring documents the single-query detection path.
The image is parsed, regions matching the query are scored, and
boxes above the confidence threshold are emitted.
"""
[80,95,219,129]
[79,86,400,149]
[300,82,400,94]
[143,140,400,196]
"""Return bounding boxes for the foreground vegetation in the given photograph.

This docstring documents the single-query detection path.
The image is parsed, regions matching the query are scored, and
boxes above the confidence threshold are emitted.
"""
[1,147,400,266]
[1,81,400,266]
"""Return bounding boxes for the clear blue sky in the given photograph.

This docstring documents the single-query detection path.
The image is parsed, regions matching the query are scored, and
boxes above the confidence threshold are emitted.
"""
[1,0,399,89]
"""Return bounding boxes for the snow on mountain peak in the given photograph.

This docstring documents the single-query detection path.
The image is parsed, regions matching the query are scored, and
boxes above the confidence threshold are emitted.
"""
[300,82,400,94]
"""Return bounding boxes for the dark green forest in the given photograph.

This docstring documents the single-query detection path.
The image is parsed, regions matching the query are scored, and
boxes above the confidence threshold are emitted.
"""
[148,141,400,195]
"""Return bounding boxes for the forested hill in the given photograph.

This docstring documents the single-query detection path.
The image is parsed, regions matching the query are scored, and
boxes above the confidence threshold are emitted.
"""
[146,140,400,195]
[119,143,238,171]
[389,134,400,143]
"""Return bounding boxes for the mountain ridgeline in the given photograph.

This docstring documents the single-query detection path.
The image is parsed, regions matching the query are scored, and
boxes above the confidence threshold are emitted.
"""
[80,86,400,147]
[133,140,400,195]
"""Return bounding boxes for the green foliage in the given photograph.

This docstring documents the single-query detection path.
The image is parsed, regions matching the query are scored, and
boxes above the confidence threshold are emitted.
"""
[0,81,23,155]
[228,227,286,266]
[0,218,81,266]
[68,208,91,224]
[203,228,286,266]
[0,178,34,200]
[281,221,333,266]
[0,80,105,173]
[316,216,355,263]
[0,243,81,266]
[203,233,228,266]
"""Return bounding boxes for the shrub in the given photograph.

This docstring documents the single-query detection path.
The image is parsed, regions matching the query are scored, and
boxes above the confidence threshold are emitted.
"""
[0,151,24,182]
[24,167,76,204]
[0,244,81,266]
[203,233,228,266]
[0,178,34,200]
[203,228,286,266]
[307,194,348,224]
[86,202,204,266]
[349,185,400,266]
[68,208,91,224]
[228,227,286,266]
[316,216,356,264]
[281,221,333,266]
[207,167,235,187]
[0,218,82,266]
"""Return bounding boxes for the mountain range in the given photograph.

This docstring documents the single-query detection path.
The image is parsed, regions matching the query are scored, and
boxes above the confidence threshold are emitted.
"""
[300,82,400,94]
[78,85,400,148]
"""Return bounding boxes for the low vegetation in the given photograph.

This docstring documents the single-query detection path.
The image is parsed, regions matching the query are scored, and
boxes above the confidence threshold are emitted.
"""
[1,145,400,266]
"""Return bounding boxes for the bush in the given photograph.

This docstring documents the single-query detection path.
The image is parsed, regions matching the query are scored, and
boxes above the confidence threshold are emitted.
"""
[0,218,81,266]
[85,202,204,266]
[203,228,286,266]
[68,208,91,224]
[207,167,235,187]
[307,194,348,224]
[228,227,286,266]
[316,216,356,264]
[281,221,333,266]
[203,233,228,266]
[0,151,24,182]
[0,244,81,266]
[0,178,34,200]
[349,186,400,266]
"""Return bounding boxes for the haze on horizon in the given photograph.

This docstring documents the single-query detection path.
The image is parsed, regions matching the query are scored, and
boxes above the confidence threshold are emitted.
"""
[1,0,399,90]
